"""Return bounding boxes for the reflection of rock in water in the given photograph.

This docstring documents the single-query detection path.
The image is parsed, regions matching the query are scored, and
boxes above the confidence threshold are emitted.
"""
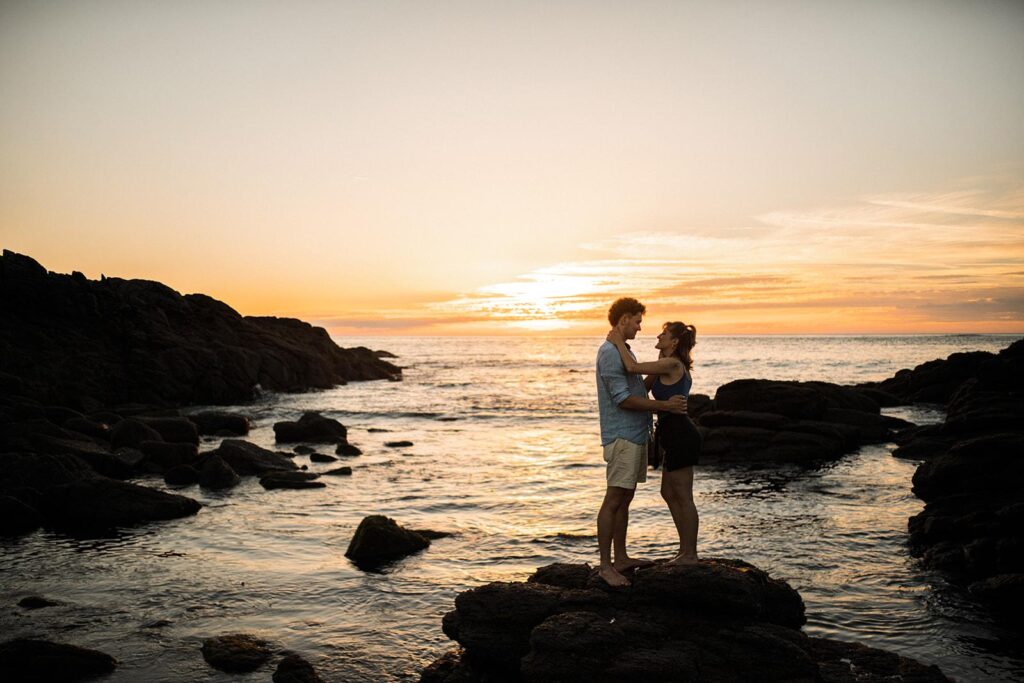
[423,559,952,682]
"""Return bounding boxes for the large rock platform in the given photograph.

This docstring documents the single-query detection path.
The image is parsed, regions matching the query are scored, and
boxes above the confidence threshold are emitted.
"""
[422,560,950,682]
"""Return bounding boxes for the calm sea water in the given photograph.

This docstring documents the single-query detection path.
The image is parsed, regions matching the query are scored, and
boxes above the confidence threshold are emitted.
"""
[2,335,1022,682]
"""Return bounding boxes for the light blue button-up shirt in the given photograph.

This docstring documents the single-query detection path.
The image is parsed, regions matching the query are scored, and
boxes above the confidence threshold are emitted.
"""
[596,341,651,446]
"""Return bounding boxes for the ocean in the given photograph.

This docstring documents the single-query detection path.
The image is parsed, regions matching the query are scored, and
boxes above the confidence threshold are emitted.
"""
[1,334,1021,681]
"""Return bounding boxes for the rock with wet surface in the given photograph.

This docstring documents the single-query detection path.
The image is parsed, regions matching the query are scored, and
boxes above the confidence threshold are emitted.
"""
[188,411,252,436]
[201,633,272,673]
[199,454,241,490]
[0,638,117,681]
[259,471,325,490]
[209,439,297,475]
[273,412,348,444]
[273,652,324,683]
[345,515,432,567]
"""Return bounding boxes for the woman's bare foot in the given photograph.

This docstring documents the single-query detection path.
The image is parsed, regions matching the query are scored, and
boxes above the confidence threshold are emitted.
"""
[613,556,654,572]
[666,553,699,566]
[598,564,631,587]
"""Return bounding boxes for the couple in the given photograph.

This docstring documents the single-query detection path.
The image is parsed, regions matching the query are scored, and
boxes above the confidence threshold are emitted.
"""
[595,297,703,587]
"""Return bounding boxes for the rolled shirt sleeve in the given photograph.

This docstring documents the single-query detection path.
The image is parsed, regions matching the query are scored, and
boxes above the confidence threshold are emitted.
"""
[598,346,633,406]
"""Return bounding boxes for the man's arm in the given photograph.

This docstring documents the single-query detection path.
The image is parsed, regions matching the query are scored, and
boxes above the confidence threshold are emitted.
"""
[620,394,687,414]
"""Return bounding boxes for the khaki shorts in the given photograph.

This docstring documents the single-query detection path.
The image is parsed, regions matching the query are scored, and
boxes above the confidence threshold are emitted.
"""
[603,438,647,489]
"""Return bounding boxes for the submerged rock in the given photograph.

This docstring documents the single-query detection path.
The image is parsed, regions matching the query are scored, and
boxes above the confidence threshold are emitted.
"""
[259,471,325,490]
[164,464,200,486]
[0,638,117,681]
[384,440,414,448]
[273,652,324,683]
[201,633,271,673]
[422,560,950,682]
[273,412,348,444]
[309,452,337,463]
[18,596,60,609]
[199,454,241,490]
[345,515,432,567]
[323,466,353,476]
[335,442,362,456]
[41,477,202,531]
[210,439,297,475]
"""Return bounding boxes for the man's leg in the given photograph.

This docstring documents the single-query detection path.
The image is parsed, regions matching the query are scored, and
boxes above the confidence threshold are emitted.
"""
[611,487,650,571]
[598,486,633,586]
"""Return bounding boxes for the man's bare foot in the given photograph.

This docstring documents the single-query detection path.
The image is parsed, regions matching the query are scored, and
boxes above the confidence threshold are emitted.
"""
[598,565,631,587]
[666,553,699,566]
[613,556,654,572]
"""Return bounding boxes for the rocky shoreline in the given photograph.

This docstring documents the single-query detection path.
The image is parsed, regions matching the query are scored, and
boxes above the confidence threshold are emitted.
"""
[421,559,951,682]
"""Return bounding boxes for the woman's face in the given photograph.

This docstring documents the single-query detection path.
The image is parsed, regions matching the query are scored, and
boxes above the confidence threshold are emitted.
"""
[655,329,677,352]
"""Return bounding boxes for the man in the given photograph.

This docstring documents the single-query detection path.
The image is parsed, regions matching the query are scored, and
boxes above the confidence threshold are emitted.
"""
[595,297,687,587]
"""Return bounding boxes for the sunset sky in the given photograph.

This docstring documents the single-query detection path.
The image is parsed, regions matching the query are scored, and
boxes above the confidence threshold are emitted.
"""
[2,1,1022,335]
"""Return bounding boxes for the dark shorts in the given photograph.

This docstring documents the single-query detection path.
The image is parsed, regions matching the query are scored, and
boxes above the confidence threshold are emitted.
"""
[656,413,702,471]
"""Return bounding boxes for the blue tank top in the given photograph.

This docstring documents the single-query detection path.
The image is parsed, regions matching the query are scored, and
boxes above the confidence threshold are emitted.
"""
[651,370,692,400]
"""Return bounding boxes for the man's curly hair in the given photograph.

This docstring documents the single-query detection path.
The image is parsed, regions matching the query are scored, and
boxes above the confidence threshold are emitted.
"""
[607,297,646,326]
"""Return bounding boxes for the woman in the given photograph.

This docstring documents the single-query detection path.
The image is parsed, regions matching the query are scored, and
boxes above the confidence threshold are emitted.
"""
[607,322,702,565]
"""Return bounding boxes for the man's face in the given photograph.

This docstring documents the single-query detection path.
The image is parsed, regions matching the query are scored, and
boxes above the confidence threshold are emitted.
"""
[619,313,643,340]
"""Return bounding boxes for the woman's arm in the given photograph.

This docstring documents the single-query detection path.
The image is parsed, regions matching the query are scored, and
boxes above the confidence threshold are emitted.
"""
[607,331,681,376]
[644,374,656,392]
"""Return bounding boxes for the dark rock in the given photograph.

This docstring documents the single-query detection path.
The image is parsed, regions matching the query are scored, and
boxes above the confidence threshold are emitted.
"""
[413,529,452,540]
[139,440,199,472]
[892,436,953,460]
[0,638,117,681]
[293,445,316,455]
[273,412,348,443]
[866,349,997,404]
[0,495,42,535]
[188,411,252,436]
[112,447,145,468]
[686,393,712,418]
[323,466,352,476]
[697,410,788,431]
[40,478,202,531]
[62,416,110,441]
[0,250,401,409]
[210,439,298,475]
[335,442,362,456]
[345,515,431,567]
[424,560,950,682]
[199,455,241,490]
[385,440,414,448]
[309,452,337,463]
[201,633,271,673]
[807,636,952,682]
[138,417,199,445]
[18,596,59,609]
[164,464,200,486]
[109,419,163,449]
[273,652,324,683]
[27,434,134,479]
[969,573,1024,612]
[259,471,324,490]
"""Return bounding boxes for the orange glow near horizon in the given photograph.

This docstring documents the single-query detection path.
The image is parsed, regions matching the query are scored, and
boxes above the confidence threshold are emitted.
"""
[2,3,1022,335]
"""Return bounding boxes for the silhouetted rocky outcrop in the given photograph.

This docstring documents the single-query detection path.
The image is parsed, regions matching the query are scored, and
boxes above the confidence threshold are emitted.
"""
[691,380,910,463]
[421,560,950,682]
[0,250,401,411]
[870,339,1024,613]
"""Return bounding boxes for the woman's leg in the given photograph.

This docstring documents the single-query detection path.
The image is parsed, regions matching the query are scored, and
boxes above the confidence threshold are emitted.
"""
[665,466,699,564]
[660,471,687,555]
